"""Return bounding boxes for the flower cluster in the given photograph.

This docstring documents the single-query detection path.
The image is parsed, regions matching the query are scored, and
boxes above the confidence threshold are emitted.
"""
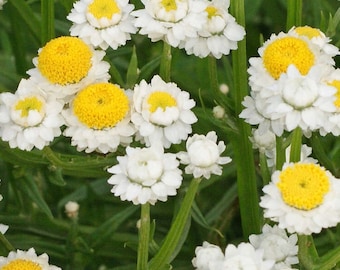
[67,0,245,58]
[240,26,340,137]
[192,224,298,270]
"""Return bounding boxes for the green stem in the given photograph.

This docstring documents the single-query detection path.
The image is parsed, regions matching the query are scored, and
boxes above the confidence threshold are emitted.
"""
[160,42,172,82]
[0,232,14,253]
[41,0,55,45]
[149,178,201,270]
[286,0,302,30]
[298,235,319,270]
[289,127,302,163]
[275,136,286,170]
[208,56,219,95]
[259,152,271,185]
[314,245,340,270]
[137,203,150,270]
[230,0,261,237]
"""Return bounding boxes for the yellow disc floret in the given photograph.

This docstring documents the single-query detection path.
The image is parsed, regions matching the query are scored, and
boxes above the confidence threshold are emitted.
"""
[73,82,129,130]
[147,91,177,113]
[38,36,92,85]
[15,97,44,117]
[206,6,218,18]
[2,259,42,270]
[88,0,120,19]
[161,0,177,11]
[328,80,340,108]
[294,26,322,39]
[263,37,315,79]
[277,163,330,210]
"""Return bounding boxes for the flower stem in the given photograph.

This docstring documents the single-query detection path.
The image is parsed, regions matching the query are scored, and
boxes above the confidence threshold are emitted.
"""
[0,232,14,254]
[148,178,201,270]
[230,0,261,237]
[160,42,172,82]
[298,234,318,270]
[137,203,150,270]
[208,56,219,94]
[259,152,271,185]
[289,127,302,163]
[286,0,302,30]
[275,136,286,170]
[41,0,55,45]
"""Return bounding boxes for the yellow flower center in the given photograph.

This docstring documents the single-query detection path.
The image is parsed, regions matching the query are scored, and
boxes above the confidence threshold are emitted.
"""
[88,0,120,19]
[14,97,44,117]
[37,36,92,86]
[161,0,177,11]
[1,259,42,270]
[328,80,340,108]
[263,37,315,79]
[277,163,330,210]
[206,6,218,18]
[294,26,322,39]
[73,82,129,130]
[147,91,177,113]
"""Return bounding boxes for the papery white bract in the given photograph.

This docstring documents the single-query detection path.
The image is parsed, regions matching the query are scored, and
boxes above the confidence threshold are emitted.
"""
[0,79,64,151]
[132,0,207,47]
[107,144,182,205]
[0,247,61,270]
[181,0,245,58]
[260,162,340,235]
[131,75,197,148]
[177,131,231,179]
[27,36,110,100]
[192,241,225,270]
[67,0,137,50]
[62,82,135,154]
[249,224,298,270]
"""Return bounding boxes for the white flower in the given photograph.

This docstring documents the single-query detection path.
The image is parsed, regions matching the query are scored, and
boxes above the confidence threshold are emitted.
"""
[0,247,61,270]
[192,241,225,270]
[107,144,182,205]
[288,26,339,58]
[65,201,80,219]
[182,0,245,58]
[131,75,197,148]
[177,131,232,179]
[249,128,276,154]
[27,36,110,100]
[0,79,64,151]
[62,82,135,154]
[67,0,137,50]
[132,0,207,47]
[221,242,275,269]
[249,224,298,269]
[212,105,225,119]
[260,162,340,235]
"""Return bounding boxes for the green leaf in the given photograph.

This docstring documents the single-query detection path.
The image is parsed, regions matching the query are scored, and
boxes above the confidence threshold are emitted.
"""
[126,46,139,89]
[47,166,66,186]
[87,205,138,248]
[18,173,53,219]
[138,56,161,81]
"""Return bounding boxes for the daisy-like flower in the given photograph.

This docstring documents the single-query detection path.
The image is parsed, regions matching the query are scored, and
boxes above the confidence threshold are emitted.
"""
[67,0,137,50]
[221,242,275,270]
[318,68,340,136]
[249,224,298,270]
[177,131,232,179]
[27,36,110,100]
[181,0,245,58]
[107,144,182,205]
[132,0,207,48]
[288,26,339,58]
[131,75,197,148]
[260,161,340,235]
[62,82,135,153]
[0,79,64,151]
[192,241,225,270]
[0,247,61,270]
[241,28,337,136]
